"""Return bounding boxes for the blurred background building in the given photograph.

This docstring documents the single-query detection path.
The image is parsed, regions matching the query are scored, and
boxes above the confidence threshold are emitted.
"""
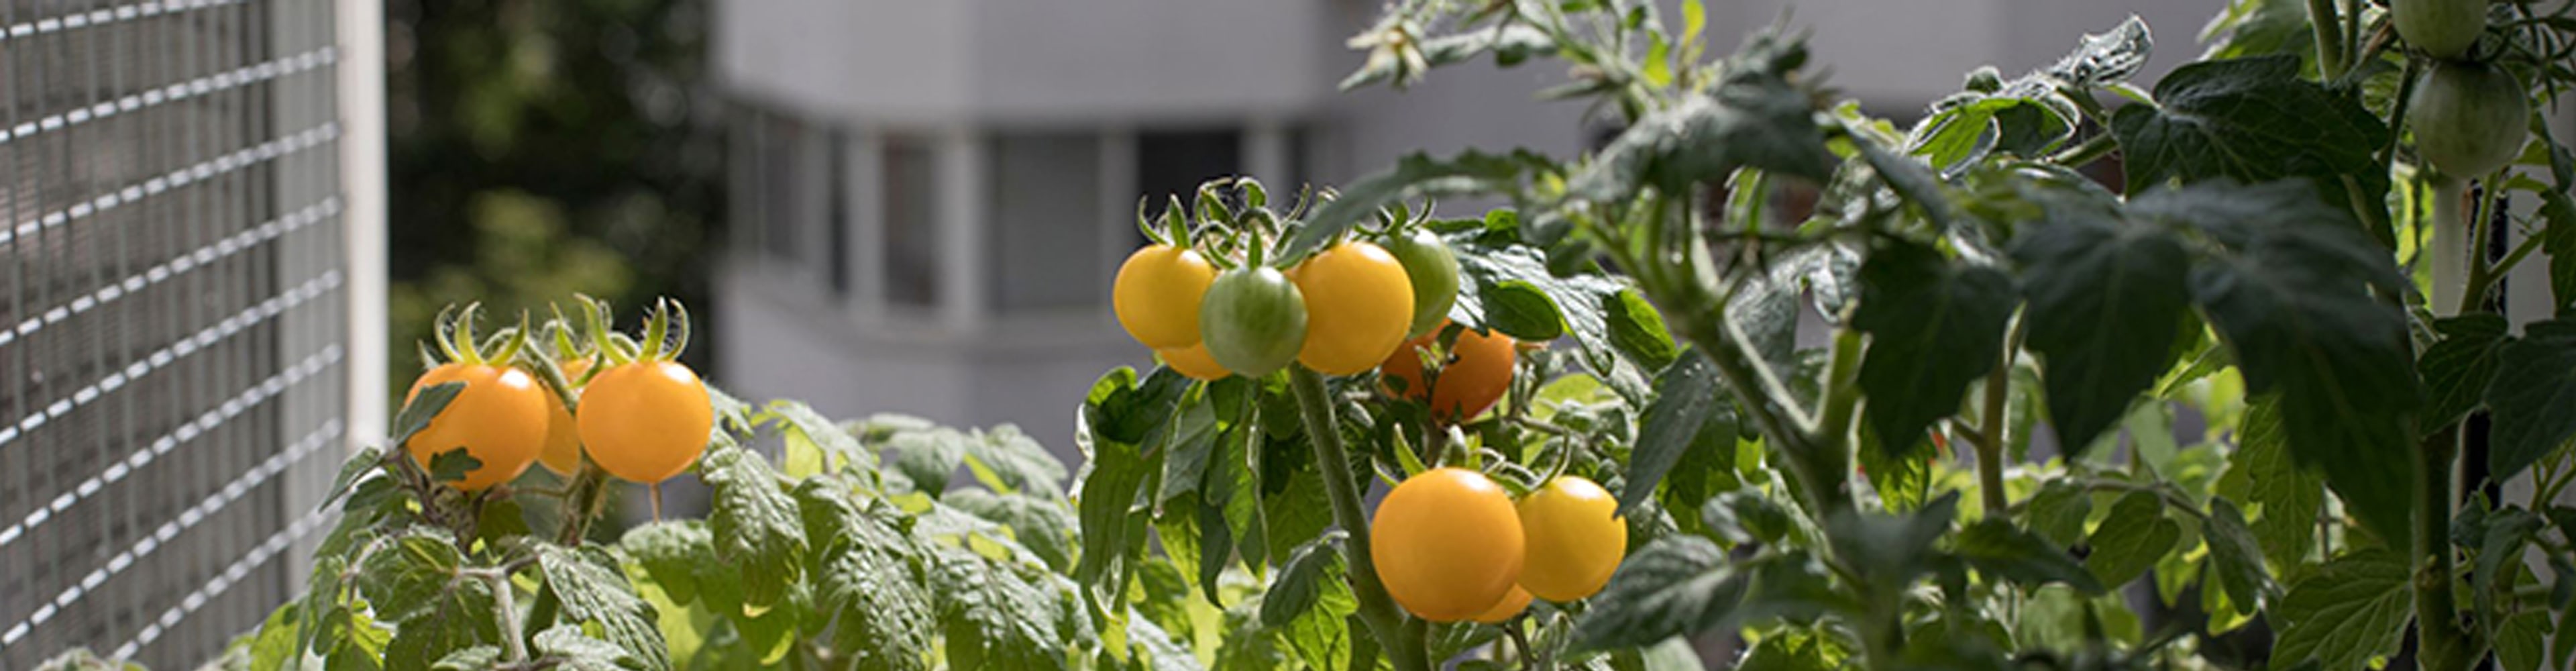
[704,0,2222,455]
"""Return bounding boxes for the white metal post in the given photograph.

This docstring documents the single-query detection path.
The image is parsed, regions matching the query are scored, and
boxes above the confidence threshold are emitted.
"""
[337,0,388,451]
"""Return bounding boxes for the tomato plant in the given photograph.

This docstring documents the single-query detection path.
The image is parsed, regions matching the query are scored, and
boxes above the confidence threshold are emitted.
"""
[402,306,550,492]
[1113,243,1218,349]
[1379,321,1517,423]
[52,1,2576,670]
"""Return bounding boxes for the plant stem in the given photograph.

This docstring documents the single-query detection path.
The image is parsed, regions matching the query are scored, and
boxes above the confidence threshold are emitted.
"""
[1287,365,1430,671]
[2308,0,2349,80]
[1975,317,2024,515]
[2457,173,2508,316]
[2415,425,2473,671]
[2430,176,2471,315]
[2048,133,2118,168]
[476,569,530,662]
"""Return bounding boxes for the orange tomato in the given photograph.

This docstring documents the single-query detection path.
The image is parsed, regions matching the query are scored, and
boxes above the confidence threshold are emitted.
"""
[404,363,549,491]
[1370,468,1525,621]
[1157,342,1233,381]
[576,360,714,483]
[1379,323,1517,423]
[1290,242,1415,375]
[1516,476,1627,601]
[1471,585,1532,624]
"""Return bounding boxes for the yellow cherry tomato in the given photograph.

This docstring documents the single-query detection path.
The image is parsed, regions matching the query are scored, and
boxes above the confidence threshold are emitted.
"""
[577,360,715,483]
[404,363,549,491]
[1290,242,1415,375]
[1517,476,1627,601]
[1157,342,1233,381]
[1371,468,1524,622]
[1112,244,1217,349]
[536,358,594,476]
[1471,585,1532,624]
[1379,322,1517,423]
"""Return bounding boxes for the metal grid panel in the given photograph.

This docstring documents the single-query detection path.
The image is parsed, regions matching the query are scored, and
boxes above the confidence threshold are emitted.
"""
[0,0,348,667]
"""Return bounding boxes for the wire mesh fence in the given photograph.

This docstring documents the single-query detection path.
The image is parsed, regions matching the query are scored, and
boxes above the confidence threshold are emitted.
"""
[0,0,350,667]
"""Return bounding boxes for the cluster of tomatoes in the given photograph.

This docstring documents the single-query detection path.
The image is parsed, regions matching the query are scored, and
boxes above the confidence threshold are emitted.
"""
[2396,0,2531,179]
[398,300,715,494]
[1373,469,1627,623]
[1114,215,1523,422]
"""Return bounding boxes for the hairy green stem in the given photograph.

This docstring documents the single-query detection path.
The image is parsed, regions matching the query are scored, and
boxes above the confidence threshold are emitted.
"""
[1975,317,2025,515]
[2457,172,2509,315]
[2307,0,2349,80]
[1287,366,1430,671]
[474,568,529,662]
[2416,425,2473,671]
[2047,132,2118,168]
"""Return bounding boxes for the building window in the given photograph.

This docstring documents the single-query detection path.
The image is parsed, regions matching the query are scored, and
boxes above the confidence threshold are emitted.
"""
[758,113,808,264]
[1132,129,1242,246]
[989,132,1105,313]
[882,135,941,309]
[826,130,851,297]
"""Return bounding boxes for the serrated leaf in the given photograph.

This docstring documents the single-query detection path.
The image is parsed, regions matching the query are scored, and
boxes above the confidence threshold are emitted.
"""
[2203,498,2269,607]
[537,546,668,671]
[1568,64,1835,201]
[2271,549,2411,671]
[1621,351,1725,513]
[1074,436,1153,595]
[700,446,808,611]
[946,489,1077,573]
[1260,531,1344,628]
[358,529,466,624]
[1953,519,2105,593]
[1476,280,1566,341]
[2485,319,2576,482]
[2419,314,2511,433]
[1607,289,1679,371]
[619,521,712,606]
[2474,506,2544,623]
[2231,397,2324,570]
[2023,479,2094,548]
[2044,16,2153,87]
[533,625,643,671]
[2499,611,2552,671]
[791,480,935,671]
[1854,242,2018,456]
[425,449,482,485]
[2142,180,2419,542]
[1279,559,1360,671]
[765,399,873,475]
[1858,425,1934,513]
[886,428,969,497]
[2083,491,2178,588]
[1569,535,1748,651]
[1285,150,1551,260]
[323,447,388,508]
[927,546,1077,671]
[1157,395,1223,508]
[963,425,1069,497]
[390,382,464,446]
[2109,55,2390,229]
[2010,205,2192,452]
[428,646,501,671]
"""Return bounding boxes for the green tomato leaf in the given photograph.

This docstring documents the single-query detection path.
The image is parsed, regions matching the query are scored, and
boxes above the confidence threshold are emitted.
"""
[1279,554,1360,671]
[2023,478,2094,549]
[537,546,669,671]
[2139,180,2419,544]
[2499,611,2553,671]
[2418,314,2511,433]
[1073,437,1153,592]
[2082,491,2178,588]
[1260,531,1346,628]
[963,425,1069,497]
[1475,280,1566,342]
[2202,498,2271,609]
[1951,519,2105,593]
[1568,535,1748,652]
[2485,318,2576,482]
[1621,350,1731,514]
[1857,424,1934,513]
[1853,241,2018,457]
[2109,55,2391,234]
[618,521,712,607]
[2539,191,2576,315]
[2008,201,2192,453]
[700,446,809,611]
[926,546,1081,671]
[1607,289,1679,371]
[790,479,936,671]
[1568,39,1835,201]
[1156,391,1226,508]
[390,382,464,446]
[763,399,875,476]
[531,625,643,671]
[2271,549,2412,671]
[943,489,1078,574]
[885,427,969,497]
[2229,397,2326,570]
[1285,150,1554,262]
[424,448,482,485]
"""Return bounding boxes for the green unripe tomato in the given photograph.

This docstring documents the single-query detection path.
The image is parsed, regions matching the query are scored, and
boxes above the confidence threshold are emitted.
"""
[2393,0,2486,59]
[2410,60,2529,178]
[1385,229,1462,339]
[1199,266,1309,377]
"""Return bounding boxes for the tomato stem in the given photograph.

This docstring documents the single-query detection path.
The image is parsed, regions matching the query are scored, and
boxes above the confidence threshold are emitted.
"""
[2415,424,2475,671]
[2306,0,2347,80]
[1973,315,2023,515]
[1287,365,1433,671]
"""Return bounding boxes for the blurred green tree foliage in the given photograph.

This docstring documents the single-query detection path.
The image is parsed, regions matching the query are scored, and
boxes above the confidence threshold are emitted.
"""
[384,0,725,392]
